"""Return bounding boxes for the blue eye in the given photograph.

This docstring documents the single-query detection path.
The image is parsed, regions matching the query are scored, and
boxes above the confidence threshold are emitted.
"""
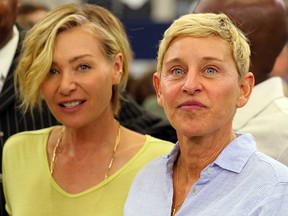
[173,68,183,75]
[206,68,216,74]
[79,64,90,71]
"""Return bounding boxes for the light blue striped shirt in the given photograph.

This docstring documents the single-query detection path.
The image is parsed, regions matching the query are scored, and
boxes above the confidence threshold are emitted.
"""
[124,133,288,216]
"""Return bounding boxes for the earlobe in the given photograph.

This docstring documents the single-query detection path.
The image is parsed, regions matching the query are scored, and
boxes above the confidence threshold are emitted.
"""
[153,72,163,107]
[236,72,255,108]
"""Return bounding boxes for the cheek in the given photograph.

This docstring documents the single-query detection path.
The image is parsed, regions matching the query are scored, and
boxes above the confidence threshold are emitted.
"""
[40,80,55,102]
[159,81,178,107]
[90,78,113,101]
[216,83,240,112]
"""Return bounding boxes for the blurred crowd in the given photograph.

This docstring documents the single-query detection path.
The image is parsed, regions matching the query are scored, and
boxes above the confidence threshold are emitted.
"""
[20,0,198,22]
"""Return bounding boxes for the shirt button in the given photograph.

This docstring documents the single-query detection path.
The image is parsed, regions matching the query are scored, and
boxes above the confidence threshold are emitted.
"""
[206,168,212,175]
[192,187,198,196]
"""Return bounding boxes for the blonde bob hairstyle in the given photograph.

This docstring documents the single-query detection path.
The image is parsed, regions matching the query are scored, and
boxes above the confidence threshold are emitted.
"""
[157,13,251,78]
[15,3,131,115]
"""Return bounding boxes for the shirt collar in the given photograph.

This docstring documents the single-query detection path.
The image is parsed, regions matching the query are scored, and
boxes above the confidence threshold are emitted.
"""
[0,25,19,79]
[165,142,180,180]
[213,133,257,173]
[165,133,257,176]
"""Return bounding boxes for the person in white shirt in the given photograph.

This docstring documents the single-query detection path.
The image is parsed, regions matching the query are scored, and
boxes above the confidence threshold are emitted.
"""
[0,26,19,92]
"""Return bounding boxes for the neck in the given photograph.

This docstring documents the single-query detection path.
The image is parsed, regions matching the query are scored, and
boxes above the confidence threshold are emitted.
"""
[50,120,121,179]
[177,130,236,179]
[61,118,119,155]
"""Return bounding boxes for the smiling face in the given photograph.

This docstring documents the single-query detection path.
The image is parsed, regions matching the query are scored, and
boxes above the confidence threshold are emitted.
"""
[40,25,123,128]
[154,36,253,138]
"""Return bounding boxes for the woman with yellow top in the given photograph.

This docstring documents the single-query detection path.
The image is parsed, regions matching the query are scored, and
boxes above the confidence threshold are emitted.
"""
[2,4,173,215]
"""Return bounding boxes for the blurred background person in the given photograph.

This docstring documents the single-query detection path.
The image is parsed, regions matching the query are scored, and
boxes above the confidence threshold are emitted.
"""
[128,66,167,120]
[271,0,288,83]
[271,40,288,83]
[21,0,81,10]
[194,0,288,166]
[17,2,49,30]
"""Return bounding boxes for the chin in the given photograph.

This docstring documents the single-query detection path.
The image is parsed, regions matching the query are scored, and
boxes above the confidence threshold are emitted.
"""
[175,126,201,138]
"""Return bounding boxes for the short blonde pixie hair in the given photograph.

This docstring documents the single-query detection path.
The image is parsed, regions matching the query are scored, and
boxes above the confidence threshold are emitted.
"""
[157,13,251,78]
[15,3,131,115]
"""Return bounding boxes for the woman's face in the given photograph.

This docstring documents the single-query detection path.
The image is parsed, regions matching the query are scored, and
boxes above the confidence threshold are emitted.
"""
[41,26,123,128]
[154,36,253,138]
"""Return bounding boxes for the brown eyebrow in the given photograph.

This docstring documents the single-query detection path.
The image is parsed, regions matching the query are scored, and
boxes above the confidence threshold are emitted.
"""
[164,56,224,65]
[201,56,224,62]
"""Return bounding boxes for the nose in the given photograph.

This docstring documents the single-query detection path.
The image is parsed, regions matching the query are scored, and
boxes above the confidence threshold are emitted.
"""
[181,71,202,94]
[58,72,77,95]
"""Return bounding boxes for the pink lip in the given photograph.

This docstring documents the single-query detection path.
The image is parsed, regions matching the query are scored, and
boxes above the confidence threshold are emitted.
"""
[177,100,206,110]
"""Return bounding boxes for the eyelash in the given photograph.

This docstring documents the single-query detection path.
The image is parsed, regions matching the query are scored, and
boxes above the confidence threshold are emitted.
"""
[48,64,91,75]
[168,66,220,79]
[172,68,184,75]
[78,64,91,71]
[205,67,217,74]
[48,69,58,76]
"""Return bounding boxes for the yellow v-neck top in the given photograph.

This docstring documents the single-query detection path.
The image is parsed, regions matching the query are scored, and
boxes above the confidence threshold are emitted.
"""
[3,127,173,216]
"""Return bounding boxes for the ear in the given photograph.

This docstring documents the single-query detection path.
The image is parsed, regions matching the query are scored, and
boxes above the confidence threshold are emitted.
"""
[112,53,124,85]
[153,72,164,107]
[236,72,255,108]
